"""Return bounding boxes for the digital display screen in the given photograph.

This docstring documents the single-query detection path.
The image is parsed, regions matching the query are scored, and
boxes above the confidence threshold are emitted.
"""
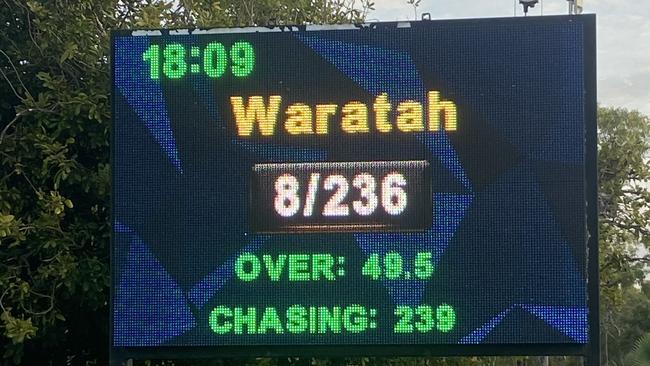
[111,16,596,354]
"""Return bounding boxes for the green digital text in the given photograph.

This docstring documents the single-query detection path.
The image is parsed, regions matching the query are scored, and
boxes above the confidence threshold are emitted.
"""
[209,305,377,335]
[362,252,434,280]
[142,41,255,80]
[234,253,344,282]
[393,304,456,334]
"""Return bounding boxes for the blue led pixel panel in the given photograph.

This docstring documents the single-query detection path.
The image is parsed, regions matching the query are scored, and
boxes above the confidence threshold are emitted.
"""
[111,15,597,357]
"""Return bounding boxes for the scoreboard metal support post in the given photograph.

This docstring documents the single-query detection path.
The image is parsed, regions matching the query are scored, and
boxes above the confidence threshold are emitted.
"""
[584,13,600,366]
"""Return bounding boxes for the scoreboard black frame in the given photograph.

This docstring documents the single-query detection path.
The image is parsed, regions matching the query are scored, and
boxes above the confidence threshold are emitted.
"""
[110,15,598,364]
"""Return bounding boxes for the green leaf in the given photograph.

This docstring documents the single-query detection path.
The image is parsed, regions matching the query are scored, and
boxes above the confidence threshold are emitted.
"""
[1,311,38,344]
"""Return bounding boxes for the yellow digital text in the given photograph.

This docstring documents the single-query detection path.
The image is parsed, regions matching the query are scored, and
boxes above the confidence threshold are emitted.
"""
[230,91,458,137]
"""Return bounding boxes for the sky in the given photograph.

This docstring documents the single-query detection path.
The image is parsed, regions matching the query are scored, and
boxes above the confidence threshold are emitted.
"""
[367,0,650,116]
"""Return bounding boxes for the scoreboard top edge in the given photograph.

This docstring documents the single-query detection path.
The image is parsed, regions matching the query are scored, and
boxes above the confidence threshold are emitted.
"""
[109,14,595,37]
[253,161,430,172]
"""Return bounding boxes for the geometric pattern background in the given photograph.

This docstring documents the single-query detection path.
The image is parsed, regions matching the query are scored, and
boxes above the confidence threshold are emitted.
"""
[112,18,588,347]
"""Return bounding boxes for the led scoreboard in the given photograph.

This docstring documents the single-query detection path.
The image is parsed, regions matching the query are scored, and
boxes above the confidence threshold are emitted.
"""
[111,15,598,361]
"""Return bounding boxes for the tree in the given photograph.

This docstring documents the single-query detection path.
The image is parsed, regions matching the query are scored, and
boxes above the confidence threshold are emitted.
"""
[598,107,650,365]
[0,1,373,364]
[603,284,650,365]
[598,107,650,291]
[619,332,650,366]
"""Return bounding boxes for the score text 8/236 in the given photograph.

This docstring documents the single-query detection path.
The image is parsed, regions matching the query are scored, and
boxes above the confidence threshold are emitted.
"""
[250,161,432,233]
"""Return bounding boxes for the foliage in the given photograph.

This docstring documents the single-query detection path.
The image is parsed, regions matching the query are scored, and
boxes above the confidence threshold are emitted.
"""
[598,107,650,364]
[617,333,650,366]
[598,107,650,291]
[603,284,650,365]
[0,0,114,364]
[406,0,422,19]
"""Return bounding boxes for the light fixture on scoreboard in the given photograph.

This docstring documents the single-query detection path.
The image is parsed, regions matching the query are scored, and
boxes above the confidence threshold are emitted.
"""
[568,0,584,14]
[519,0,539,15]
